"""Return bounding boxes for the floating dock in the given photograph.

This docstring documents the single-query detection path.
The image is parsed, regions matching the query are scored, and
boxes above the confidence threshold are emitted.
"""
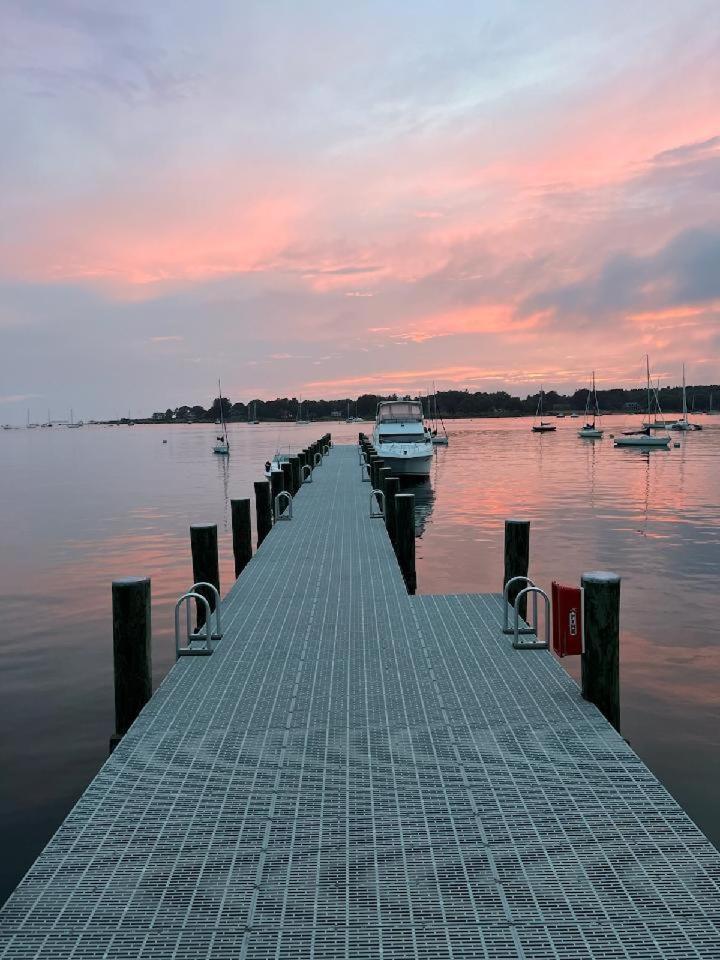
[1,443,719,958]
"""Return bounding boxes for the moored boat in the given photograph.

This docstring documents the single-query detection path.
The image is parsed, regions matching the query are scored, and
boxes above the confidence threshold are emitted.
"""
[212,379,230,455]
[372,400,432,476]
[670,364,701,431]
[578,372,603,438]
[615,357,670,449]
[532,387,556,432]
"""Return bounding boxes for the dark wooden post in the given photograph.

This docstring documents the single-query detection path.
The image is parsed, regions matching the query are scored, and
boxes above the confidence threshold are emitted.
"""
[395,493,416,594]
[270,469,284,520]
[280,461,293,499]
[254,480,272,546]
[230,498,252,578]
[190,524,220,629]
[581,572,621,731]
[378,466,391,510]
[384,476,399,546]
[503,519,530,618]
[111,576,151,750]
[290,456,301,495]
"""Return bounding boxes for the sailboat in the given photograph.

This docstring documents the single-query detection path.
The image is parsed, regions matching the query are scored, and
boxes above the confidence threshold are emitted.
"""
[614,357,670,448]
[213,379,230,455]
[643,380,674,429]
[248,400,259,424]
[296,398,310,424]
[67,408,83,428]
[708,392,719,415]
[430,382,449,445]
[670,364,700,431]
[578,372,603,438]
[532,387,556,432]
[26,410,38,429]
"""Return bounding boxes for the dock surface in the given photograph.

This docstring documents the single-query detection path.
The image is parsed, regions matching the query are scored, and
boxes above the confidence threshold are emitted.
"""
[1,444,719,958]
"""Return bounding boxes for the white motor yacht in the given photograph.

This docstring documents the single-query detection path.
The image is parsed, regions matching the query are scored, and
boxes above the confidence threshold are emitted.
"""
[372,400,432,477]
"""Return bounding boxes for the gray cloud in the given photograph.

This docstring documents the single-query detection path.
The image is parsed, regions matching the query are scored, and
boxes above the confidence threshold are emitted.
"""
[521,226,720,326]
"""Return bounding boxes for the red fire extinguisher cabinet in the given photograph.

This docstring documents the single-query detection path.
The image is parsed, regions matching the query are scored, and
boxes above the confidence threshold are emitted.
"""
[551,582,584,657]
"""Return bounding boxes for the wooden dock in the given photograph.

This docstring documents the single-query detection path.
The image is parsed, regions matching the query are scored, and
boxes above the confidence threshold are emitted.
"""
[1,443,719,958]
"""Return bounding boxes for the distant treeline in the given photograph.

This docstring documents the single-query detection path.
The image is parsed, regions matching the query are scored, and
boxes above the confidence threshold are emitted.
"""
[148,384,720,423]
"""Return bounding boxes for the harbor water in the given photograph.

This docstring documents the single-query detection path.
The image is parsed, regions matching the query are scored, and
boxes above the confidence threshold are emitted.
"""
[1,417,718,904]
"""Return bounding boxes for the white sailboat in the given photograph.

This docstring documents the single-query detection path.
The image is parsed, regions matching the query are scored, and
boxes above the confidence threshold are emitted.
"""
[213,379,230,455]
[670,364,700,431]
[532,387,556,432]
[26,410,38,429]
[296,398,310,424]
[67,408,83,428]
[614,357,670,448]
[578,372,603,438]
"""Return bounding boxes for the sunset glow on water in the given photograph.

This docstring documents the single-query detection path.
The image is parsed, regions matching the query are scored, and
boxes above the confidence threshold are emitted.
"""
[1,421,718,902]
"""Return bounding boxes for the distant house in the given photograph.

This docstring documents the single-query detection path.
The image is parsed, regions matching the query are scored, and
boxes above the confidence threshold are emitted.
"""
[151,412,166,421]
[623,402,641,412]
[331,410,342,419]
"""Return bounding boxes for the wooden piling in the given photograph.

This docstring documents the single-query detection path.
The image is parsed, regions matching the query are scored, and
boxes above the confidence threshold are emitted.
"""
[230,498,252,578]
[395,493,416,594]
[111,576,151,750]
[190,524,220,629]
[581,572,621,731]
[378,466,391,510]
[503,519,530,619]
[280,461,293,501]
[270,470,284,520]
[254,480,272,546]
[290,456,301,495]
[384,476,399,547]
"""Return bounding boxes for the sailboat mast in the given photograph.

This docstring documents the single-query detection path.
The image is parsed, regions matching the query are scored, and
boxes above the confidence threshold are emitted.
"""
[218,379,227,436]
[646,355,651,419]
[682,363,687,420]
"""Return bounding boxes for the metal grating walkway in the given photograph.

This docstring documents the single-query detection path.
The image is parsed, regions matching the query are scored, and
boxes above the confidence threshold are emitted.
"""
[1,444,719,958]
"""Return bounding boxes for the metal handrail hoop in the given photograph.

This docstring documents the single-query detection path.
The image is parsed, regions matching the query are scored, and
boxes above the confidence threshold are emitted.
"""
[188,582,222,640]
[502,576,537,635]
[370,488,385,518]
[301,464,312,483]
[513,587,550,650]
[313,452,322,467]
[175,592,214,659]
[360,461,371,482]
[275,490,293,520]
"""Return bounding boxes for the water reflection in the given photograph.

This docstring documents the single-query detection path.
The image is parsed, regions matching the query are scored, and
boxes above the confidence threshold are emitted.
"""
[0,417,718,904]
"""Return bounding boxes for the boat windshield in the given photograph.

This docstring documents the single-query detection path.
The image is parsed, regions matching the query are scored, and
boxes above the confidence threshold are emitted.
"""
[377,401,422,422]
[378,432,426,443]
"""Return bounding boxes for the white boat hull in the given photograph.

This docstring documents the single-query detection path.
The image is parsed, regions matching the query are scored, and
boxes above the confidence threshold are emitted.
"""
[579,429,603,438]
[376,453,432,476]
[614,435,669,448]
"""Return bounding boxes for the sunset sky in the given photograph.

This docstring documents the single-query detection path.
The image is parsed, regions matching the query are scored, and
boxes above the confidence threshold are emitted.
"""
[2,0,719,417]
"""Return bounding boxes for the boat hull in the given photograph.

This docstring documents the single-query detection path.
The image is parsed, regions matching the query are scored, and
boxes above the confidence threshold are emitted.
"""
[532,425,556,433]
[374,450,432,476]
[579,429,603,438]
[614,436,669,448]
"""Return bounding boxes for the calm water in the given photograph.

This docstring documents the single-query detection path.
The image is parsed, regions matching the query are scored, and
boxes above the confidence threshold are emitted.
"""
[1,418,719,903]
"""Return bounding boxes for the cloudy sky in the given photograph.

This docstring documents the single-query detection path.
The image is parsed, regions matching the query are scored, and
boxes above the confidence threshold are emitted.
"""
[1,0,719,418]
